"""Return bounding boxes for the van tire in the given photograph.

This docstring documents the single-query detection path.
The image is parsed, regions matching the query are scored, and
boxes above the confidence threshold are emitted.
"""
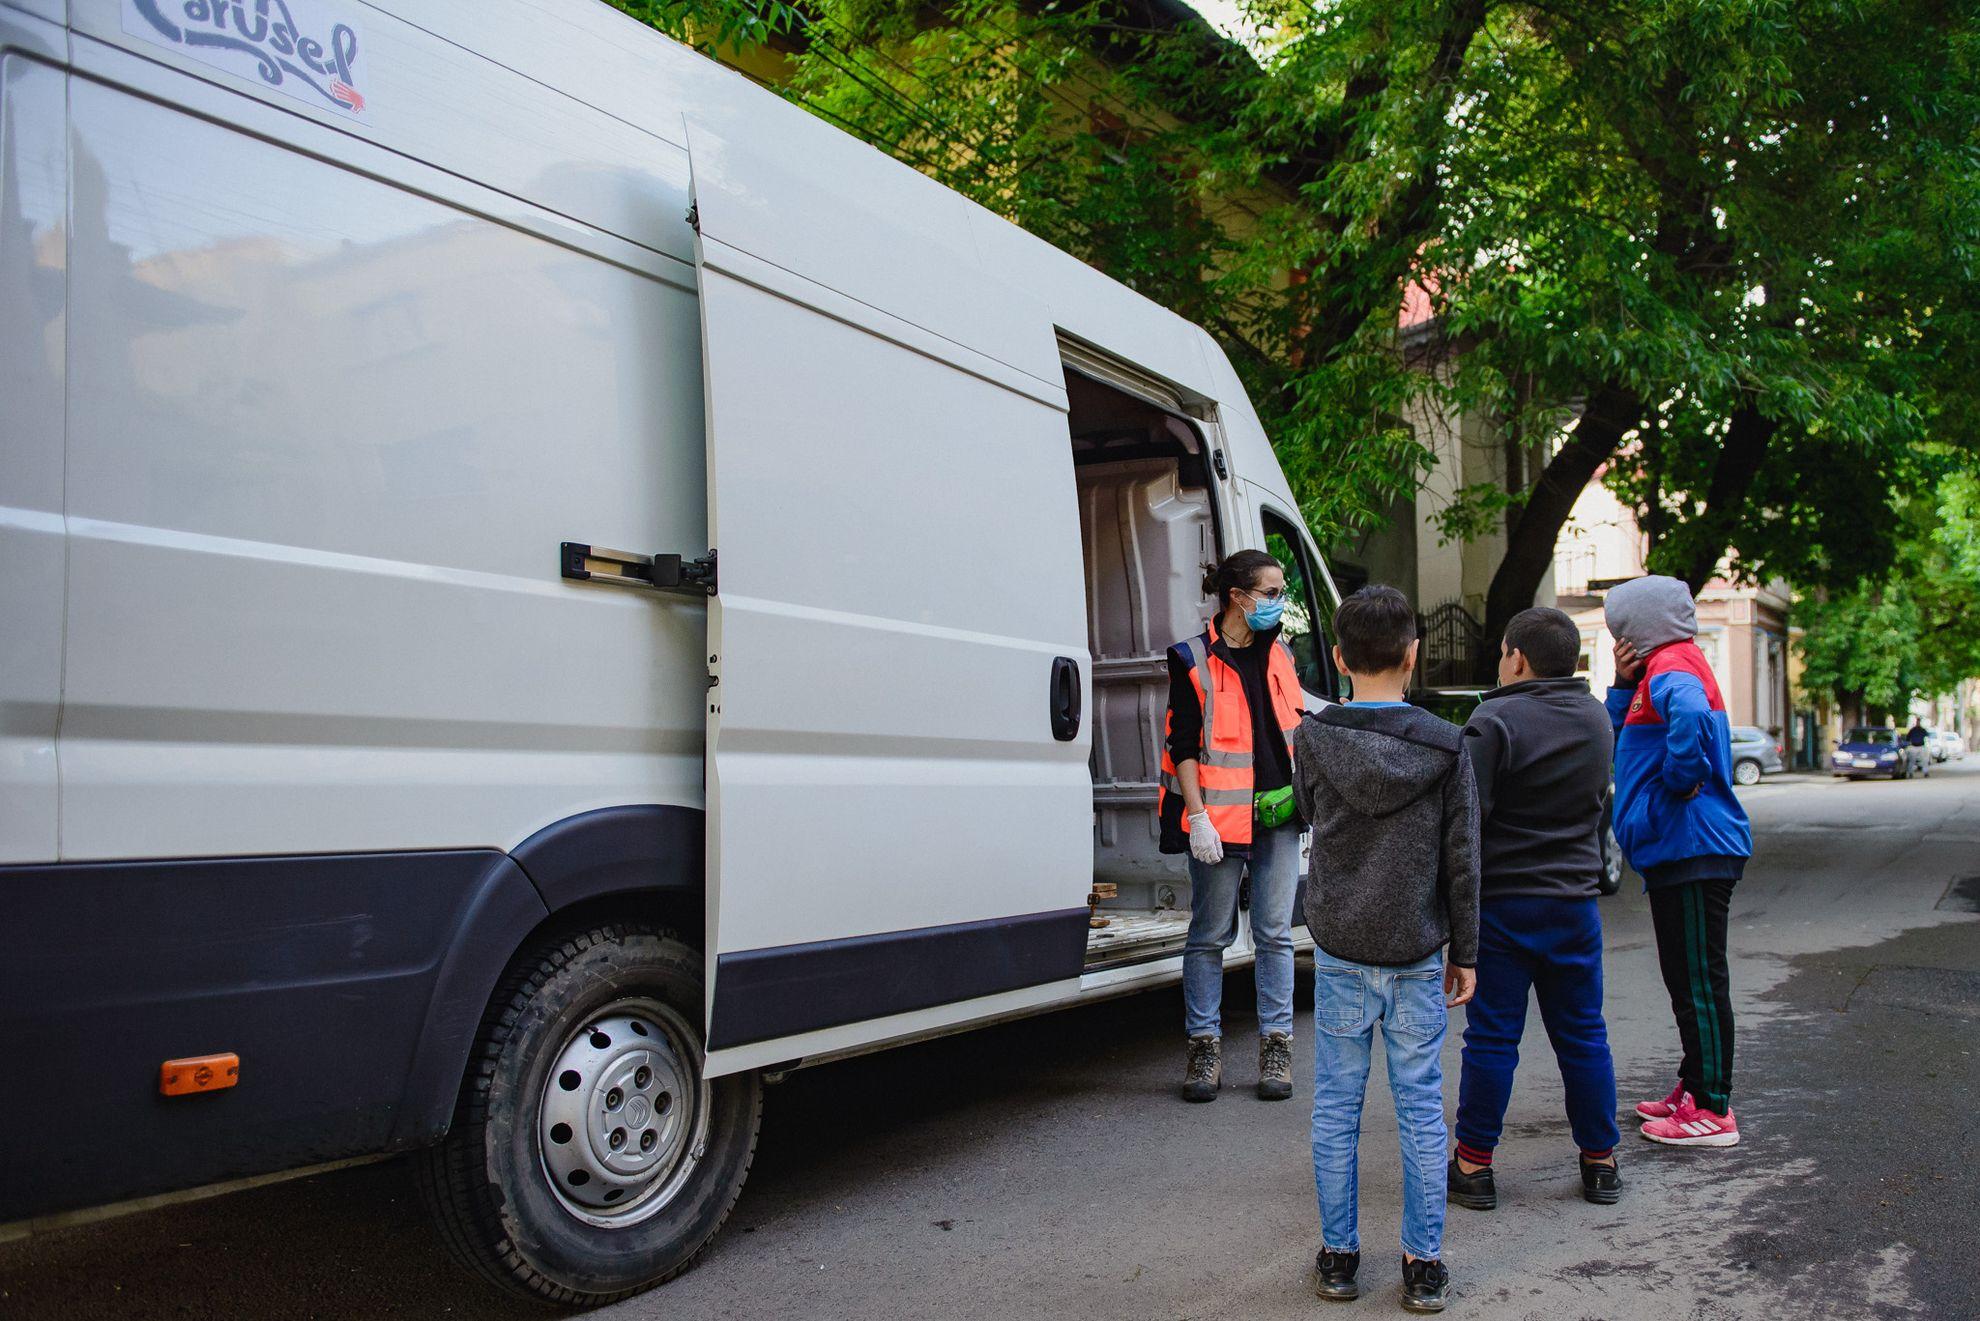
[417,924,761,1308]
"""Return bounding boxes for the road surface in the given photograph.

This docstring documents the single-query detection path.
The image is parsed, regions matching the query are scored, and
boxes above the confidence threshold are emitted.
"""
[4,763,1976,1319]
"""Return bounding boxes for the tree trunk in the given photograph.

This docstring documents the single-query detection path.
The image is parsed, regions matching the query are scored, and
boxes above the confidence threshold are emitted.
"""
[1476,384,1642,677]
[1676,402,1778,591]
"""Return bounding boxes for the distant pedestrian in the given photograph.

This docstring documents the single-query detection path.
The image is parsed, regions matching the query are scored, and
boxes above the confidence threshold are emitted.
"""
[1159,550,1306,1104]
[1604,576,1753,1149]
[1447,607,1623,1213]
[1907,719,1929,749]
[1292,585,1478,1313]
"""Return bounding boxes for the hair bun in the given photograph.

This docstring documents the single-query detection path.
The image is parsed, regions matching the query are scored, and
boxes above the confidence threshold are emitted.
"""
[1201,565,1221,597]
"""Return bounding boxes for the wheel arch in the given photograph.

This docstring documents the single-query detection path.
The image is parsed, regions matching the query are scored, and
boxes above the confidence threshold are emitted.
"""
[391,805,707,1148]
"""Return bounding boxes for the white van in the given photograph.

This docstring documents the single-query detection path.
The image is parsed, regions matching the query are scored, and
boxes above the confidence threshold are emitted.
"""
[0,0,1345,1304]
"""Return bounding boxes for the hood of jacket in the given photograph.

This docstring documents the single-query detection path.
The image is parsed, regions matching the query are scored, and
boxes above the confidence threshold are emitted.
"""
[1604,575,1698,654]
[1299,703,1464,818]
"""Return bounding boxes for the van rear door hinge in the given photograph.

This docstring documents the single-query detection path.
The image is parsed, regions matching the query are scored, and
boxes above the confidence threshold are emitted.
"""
[560,544,717,596]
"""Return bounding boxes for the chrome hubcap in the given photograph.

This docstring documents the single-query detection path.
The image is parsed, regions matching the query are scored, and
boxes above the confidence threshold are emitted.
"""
[538,1000,708,1226]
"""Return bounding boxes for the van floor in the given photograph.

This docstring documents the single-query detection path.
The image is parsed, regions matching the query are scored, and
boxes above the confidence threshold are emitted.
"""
[1084,909,1191,969]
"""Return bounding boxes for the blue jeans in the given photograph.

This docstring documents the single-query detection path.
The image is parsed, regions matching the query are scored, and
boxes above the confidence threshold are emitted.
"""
[1182,821,1300,1037]
[1310,948,1448,1261]
[1455,896,1620,1158]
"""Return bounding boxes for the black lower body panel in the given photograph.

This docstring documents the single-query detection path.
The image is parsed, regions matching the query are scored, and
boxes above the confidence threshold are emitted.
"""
[0,850,546,1222]
[707,908,1091,1050]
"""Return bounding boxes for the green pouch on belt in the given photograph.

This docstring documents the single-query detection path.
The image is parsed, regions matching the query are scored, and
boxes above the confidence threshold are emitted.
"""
[1254,785,1297,829]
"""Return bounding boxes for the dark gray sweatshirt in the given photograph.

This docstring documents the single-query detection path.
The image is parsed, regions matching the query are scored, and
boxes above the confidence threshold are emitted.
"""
[1461,677,1615,900]
[1292,703,1481,967]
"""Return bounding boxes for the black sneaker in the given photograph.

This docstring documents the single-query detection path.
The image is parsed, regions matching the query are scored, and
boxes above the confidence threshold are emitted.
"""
[1312,1247,1360,1301]
[1579,1153,1622,1205]
[1180,1035,1221,1103]
[1446,1156,1496,1210]
[1400,1257,1449,1313]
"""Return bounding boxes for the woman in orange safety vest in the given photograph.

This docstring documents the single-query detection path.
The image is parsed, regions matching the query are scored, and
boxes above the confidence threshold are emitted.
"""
[1159,549,1307,1104]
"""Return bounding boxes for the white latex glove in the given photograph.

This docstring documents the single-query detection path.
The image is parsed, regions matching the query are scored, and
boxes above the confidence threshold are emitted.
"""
[1187,811,1224,864]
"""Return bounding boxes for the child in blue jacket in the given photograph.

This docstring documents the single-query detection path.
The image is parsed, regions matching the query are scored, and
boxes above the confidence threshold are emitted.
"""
[1604,576,1752,1148]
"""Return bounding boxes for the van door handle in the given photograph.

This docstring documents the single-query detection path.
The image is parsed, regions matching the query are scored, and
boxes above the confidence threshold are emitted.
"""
[1050,656,1082,742]
[560,543,717,595]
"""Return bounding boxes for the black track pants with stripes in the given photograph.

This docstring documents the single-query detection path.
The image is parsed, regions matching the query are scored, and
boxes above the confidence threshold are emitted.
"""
[1647,878,1736,1115]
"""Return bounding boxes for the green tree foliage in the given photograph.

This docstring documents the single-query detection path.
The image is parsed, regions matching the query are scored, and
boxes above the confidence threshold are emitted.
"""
[1797,474,1980,716]
[620,0,1979,655]
[1434,0,1980,642]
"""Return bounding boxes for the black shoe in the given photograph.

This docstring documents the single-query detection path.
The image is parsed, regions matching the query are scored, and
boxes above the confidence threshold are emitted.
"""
[1312,1247,1360,1301]
[1579,1153,1622,1205]
[1400,1257,1449,1313]
[1446,1156,1496,1210]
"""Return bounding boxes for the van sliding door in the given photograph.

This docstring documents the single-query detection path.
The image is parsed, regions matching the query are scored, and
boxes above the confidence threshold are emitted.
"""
[686,124,1093,1072]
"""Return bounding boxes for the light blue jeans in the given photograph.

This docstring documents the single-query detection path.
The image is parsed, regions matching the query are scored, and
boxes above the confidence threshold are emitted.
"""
[1183,820,1300,1038]
[1310,948,1449,1261]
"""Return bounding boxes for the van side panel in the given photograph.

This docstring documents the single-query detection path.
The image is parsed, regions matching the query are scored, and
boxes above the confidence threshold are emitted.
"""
[58,76,707,861]
[0,850,548,1221]
[0,46,65,862]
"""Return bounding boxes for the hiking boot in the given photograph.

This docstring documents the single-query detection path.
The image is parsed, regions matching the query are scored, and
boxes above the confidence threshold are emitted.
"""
[1181,1034,1222,1102]
[1635,1080,1689,1121]
[1579,1153,1622,1204]
[1446,1156,1496,1210]
[1641,1096,1739,1147]
[1312,1247,1360,1301]
[1400,1257,1450,1313]
[1256,1031,1293,1101]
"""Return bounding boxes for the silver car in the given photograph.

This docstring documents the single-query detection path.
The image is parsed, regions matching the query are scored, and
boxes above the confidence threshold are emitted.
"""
[1730,726,1786,785]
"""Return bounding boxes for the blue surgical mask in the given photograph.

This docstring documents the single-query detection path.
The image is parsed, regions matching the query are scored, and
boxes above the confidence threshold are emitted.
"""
[1245,596,1287,630]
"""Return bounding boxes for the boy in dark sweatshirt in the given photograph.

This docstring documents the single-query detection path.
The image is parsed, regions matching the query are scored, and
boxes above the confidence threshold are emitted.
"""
[1446,607,1622,1215]
[1291,586,1479,1315]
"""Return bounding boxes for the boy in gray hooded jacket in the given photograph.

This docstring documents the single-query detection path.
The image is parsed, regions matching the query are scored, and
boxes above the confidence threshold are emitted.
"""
[1292,585,1479,1314]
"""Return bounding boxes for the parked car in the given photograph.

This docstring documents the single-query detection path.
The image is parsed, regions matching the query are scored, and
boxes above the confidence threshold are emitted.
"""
[1408,686,1625,895]
[1929,728,1967,762]
[1729,726,1786,785]
[1831,727,1930,780]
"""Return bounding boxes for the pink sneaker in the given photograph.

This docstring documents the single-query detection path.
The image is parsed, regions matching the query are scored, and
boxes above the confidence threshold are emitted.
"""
[1635,1081,1689,1121]
[1641,1097,1739,1147]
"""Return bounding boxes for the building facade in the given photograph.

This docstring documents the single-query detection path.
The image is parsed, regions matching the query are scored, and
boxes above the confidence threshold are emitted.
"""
[1554,475,1796,750]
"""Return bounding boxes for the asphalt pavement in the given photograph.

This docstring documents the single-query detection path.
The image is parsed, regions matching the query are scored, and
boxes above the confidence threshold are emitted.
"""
[4,762,1976,1320]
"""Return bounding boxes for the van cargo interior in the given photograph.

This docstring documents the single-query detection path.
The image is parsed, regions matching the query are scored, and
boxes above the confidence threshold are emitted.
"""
[1066,365,1220,968]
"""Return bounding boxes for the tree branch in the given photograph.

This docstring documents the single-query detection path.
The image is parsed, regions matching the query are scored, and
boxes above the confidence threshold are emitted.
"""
[1676,402,1778,591]
[1479,381,1642,670]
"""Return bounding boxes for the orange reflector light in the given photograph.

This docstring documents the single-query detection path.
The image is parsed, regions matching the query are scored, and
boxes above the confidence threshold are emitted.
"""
[160,1053,239,1096]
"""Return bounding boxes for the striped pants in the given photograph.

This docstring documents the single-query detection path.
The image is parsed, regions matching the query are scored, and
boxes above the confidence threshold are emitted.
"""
[1647,878,1736,1115]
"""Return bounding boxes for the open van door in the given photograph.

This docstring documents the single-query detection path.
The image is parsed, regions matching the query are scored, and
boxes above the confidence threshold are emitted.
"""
[685,124,1094,1072]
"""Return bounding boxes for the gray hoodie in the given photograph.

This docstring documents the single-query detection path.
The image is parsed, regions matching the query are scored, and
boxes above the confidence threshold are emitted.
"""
[1604,575,1698,652]
[1292,703,1481,967]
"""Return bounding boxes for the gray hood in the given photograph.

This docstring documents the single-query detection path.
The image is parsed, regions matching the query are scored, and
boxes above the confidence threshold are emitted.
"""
[1604,575,1698,653]
[1300,704,1463,817]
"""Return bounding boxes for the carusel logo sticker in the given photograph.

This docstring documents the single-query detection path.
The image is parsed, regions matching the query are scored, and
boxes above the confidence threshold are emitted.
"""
[123,0,369,117]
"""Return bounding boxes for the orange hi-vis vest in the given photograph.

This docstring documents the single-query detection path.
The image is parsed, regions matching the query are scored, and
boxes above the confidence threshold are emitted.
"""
[1158,619,1305,847]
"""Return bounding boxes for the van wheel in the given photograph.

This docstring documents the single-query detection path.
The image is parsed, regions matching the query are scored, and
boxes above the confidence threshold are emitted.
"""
[417,924,761,1308]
